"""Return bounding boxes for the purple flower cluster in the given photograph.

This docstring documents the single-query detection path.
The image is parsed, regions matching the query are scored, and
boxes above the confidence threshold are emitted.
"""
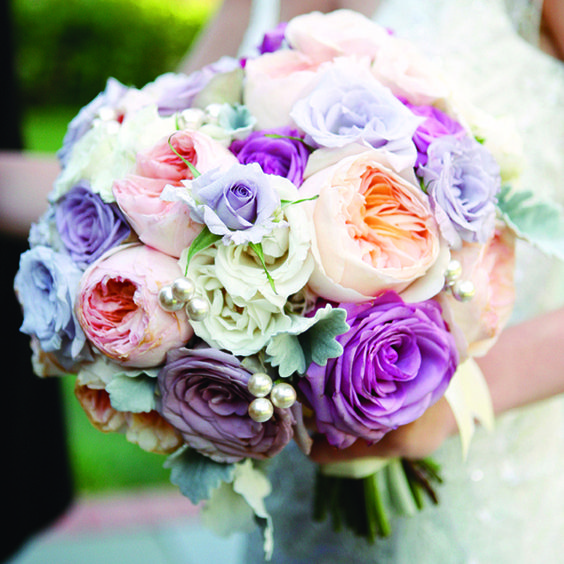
[299,292,458,449]
[404,102,465,168]
[420,135,501,246]
[230,127,309,186]
[157,347,295,463]
[258,22,288,54]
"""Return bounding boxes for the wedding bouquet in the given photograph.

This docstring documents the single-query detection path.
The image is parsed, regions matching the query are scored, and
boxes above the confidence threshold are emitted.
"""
[15,9,563,559]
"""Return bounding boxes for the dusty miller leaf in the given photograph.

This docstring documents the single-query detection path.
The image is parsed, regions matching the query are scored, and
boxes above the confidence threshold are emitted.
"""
[164,447,236,505]
[498,186,564,260]
[106,374,156,413]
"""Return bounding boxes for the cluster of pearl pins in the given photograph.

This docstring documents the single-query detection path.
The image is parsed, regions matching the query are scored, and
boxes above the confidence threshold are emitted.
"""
[158,277,209,321]
[247,372,297,423]
[444,259,475,302]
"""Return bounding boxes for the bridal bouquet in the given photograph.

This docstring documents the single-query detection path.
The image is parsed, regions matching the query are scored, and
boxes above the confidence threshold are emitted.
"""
[15,9,561,559]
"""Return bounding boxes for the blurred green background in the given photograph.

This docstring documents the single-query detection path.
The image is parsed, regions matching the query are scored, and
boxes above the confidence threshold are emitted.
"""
[12,0,220,494]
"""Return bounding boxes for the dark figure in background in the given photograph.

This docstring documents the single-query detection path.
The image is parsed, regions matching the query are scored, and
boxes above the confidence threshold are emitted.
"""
[1,0,74,561]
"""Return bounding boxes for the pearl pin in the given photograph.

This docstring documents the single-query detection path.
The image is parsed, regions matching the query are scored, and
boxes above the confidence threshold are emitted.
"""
[158,286,184,312]
[453,279,476,302]
[186,296,209,321]
[270,382,297,409]
[248,397,274,423]
[247,372,273,398]
[172,277,195,302]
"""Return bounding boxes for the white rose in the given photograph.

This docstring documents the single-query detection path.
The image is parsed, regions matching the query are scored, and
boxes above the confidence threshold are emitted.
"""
[185,245,294,356]
[52,105,177,203]
[214,181,314,309]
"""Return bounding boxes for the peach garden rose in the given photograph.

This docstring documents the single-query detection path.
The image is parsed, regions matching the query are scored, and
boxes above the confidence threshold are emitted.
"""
[299,149,444,303]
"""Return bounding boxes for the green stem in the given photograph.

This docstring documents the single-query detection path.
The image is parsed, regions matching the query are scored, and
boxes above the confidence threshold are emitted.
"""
[364,471,392,540]
[386,458,419,517]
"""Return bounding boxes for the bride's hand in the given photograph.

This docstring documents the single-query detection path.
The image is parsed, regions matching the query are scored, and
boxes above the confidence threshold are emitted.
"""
[309,396,457,464]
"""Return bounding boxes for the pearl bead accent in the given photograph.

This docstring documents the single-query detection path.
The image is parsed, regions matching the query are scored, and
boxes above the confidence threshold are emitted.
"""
[270,383,297,409]
[172,277,195,302]
[248,397,274,423]
[453,279,476,302]
[247,372,273,398]
[444,259,463,286]
[158,286,184,312]
[186,297,209,321]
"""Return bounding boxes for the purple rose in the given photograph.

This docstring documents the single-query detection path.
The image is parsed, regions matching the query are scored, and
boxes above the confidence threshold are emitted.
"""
[299,292,458,449]
[230,127,309,186]
[179,162,282,245]
[55,182,130,268]
[157,347,295,463]
[58,78,129,167]
[420,135,500,246]
[258,22,288,54]
[149,58,241,116]
[14,246,89,369]
[290,64,421,165]
[404,102,465,167]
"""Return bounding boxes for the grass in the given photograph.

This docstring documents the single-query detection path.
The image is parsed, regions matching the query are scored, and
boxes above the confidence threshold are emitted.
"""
[22,106,78,154]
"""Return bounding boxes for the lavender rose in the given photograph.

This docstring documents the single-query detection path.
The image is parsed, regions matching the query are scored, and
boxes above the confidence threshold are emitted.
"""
[420,135,501,246]
[404,102,465,167]
[299,292,458,449]
[157,347,294,463]
[164,162,283,245]
[290,62,421,168]
[55,182,130,268]
[14,246,89,370]
[230,127,309,186]
[147,57,241,116]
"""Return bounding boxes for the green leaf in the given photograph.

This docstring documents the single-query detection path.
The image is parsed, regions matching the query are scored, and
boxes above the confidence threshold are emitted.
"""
[164,447,236,505]
[184,226,222,273]
[106,374,156,413]
[265,333,306,377]
[265,305,349,377]
[497,186,564,260]
[248,241,277,294]
[299,306,349,368]
[280,195,319,207]
[167,134,201,178]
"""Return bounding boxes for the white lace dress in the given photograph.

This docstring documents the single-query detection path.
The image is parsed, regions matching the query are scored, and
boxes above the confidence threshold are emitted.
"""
[242,1,564,562]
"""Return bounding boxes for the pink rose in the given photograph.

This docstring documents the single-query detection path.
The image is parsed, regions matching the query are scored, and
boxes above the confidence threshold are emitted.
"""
[243,50,320,129]
[135,129,236,181]
[113,130,237,257]
[113,175,200,258]
[440,226,516,358]
[76,244,193,367]
[299,149,442,302]
[285,9,390,63]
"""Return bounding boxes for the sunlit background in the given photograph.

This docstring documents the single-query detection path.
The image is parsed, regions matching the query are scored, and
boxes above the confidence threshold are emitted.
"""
[11,0,221,494]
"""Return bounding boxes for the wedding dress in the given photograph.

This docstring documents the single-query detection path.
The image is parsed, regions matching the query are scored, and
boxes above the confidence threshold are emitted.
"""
[241,1,564,562]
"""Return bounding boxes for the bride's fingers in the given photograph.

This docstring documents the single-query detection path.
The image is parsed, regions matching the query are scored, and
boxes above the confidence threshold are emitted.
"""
[309,397,456,463]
